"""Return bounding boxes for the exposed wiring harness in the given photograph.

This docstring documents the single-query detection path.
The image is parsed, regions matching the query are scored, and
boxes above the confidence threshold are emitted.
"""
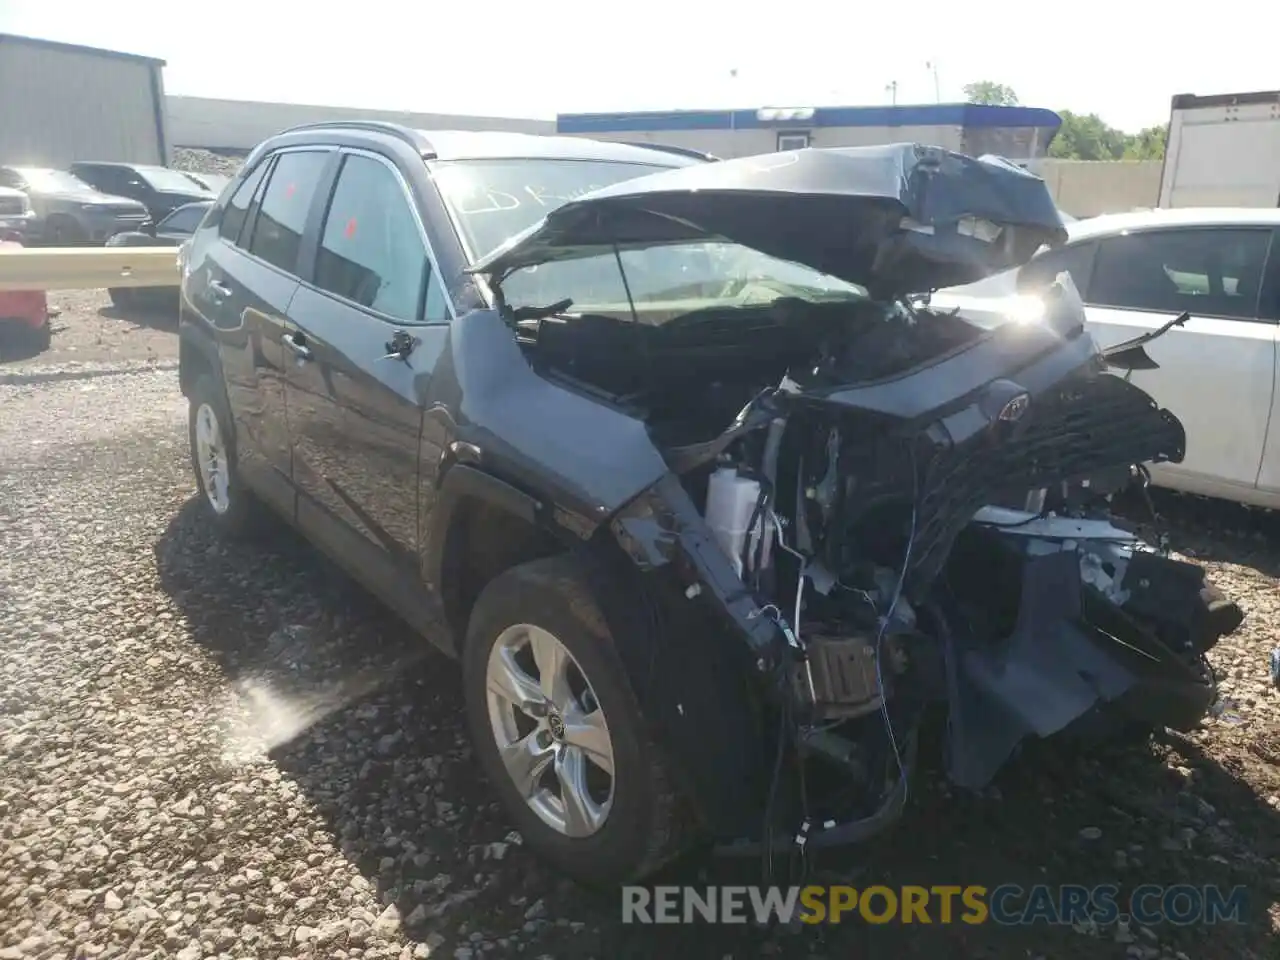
[873,443,919,808]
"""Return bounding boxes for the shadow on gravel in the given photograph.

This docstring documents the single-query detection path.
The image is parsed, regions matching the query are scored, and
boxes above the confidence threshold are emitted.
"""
[153,496,1280,960]
[99,299,179,332]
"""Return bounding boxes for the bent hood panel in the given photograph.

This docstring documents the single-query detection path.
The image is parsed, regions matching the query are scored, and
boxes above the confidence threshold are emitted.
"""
[471,143,1068,296]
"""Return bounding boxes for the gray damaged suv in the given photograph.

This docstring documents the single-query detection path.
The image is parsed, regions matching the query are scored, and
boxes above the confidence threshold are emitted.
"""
[0,166,149,244]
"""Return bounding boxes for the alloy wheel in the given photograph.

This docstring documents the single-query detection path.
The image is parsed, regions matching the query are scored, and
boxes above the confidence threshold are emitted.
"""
[484,623,616,838]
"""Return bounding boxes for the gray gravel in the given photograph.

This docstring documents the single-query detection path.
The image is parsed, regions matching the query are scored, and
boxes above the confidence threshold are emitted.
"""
[1,368,1277,960]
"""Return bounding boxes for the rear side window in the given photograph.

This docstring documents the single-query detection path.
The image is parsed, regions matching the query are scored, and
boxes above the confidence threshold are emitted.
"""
[314,154,444,321]
[1089,228,1272,320]
[219,162,268,245]
[1016,241,1098,296]
[246,151,328,274]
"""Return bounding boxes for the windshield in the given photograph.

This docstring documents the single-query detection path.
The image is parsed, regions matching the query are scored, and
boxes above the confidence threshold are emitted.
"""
[136,166,211,193]
[433,157,868,320]
[15,168,93,192]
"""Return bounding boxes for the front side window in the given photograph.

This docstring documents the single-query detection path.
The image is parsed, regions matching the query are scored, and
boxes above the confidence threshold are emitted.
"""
[135,165,211,193]
[314,154,443,321]
[160,204,209,234]
[247,151,329,274]
[1089,228,1271,320]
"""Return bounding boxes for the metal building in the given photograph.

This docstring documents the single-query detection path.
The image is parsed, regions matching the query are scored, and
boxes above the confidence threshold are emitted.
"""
[556,103,1063,161]
[0,34,168,167]
[166,96,555,153]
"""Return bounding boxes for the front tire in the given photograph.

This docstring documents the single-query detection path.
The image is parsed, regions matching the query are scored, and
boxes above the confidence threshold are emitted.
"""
[462,554,690,886]
[187,374,254,537]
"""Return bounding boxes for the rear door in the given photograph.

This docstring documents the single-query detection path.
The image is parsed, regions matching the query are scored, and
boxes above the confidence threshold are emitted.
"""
[190,148,333,516]
[1079,226,1277,497]
[285,149,452,581]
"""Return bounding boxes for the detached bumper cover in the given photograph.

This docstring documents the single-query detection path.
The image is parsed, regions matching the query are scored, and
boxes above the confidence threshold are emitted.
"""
[944,548,1215,790]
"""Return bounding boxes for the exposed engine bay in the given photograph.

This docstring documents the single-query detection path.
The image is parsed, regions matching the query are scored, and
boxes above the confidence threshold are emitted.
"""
[521,280,1245,849]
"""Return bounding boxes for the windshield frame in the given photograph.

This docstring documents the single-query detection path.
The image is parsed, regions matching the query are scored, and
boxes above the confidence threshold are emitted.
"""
[429,157,869,319]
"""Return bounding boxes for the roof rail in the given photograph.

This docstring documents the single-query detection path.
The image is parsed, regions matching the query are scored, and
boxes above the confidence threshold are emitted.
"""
[619,141,720,162]
[277,120,431,154]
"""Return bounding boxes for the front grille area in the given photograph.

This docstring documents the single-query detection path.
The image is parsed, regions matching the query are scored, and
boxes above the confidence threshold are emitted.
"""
[0,197,26,216]
[906,373,1185,592]
[104,205,146,218]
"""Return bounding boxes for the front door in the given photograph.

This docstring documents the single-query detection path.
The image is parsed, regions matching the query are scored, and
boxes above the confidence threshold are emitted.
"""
[284,150,451,582]
[1080,226,1277,498]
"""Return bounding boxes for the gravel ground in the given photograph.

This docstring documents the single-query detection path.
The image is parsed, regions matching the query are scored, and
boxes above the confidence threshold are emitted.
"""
[0,290,176,378]
[0,307,1278,958]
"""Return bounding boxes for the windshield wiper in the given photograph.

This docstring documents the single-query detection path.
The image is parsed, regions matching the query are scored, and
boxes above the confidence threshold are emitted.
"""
[511,298,574,323]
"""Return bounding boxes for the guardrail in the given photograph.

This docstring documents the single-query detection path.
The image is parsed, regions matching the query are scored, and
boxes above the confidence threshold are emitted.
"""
[0,247,181,292]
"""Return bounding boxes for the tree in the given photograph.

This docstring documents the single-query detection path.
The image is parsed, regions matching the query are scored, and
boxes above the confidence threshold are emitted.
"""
[960,80,1168,161]
[963,81,1020,106]
[1123,125,1168,161]
[1048,111,1166,162]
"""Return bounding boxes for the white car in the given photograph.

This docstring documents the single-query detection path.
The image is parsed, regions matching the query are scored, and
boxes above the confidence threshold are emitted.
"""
[933,208,1280,509]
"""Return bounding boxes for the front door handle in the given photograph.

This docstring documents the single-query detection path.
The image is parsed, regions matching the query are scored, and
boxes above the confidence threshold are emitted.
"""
[283,332,312,361]
[209,279,232,301]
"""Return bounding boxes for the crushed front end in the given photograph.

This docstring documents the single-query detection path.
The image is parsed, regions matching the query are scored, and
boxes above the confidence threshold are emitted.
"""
[607,285,1244,855]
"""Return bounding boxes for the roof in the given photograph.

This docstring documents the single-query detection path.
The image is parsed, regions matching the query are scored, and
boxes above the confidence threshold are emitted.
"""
[1067,207,1280,241]
[1171,90,1280,110]
[0,33,165,67]
[416,129,703,164]
[556,103,1062,134]
[275,122,706,166]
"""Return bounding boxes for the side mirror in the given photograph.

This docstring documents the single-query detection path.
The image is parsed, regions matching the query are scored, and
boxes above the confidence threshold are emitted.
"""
[144,221,157,237]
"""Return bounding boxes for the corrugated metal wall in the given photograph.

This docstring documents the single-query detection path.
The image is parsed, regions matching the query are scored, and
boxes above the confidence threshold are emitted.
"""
[167,96,554,151]
[0,38,164,166]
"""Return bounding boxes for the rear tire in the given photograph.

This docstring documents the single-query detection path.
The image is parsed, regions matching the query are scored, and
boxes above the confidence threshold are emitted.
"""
[188,373,255,537]
[462,553,691,886]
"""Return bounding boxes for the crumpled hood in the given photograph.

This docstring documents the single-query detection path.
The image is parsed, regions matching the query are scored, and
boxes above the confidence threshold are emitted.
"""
[470,143,1069,298]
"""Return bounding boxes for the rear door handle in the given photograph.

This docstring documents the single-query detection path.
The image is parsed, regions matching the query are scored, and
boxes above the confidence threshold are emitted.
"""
[209,279,232,300]
[283,332,312,361]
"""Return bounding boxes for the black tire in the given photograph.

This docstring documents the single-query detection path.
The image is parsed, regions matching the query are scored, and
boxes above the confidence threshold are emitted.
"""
[187,373,255,537]
[463,554,690,886]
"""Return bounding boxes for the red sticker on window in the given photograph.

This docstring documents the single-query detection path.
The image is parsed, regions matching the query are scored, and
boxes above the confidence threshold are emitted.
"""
[285,183,296,198]
[344,217,357,238]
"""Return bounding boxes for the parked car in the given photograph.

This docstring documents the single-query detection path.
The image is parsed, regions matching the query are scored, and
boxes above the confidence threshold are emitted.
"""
[106,200,211,311]
[932,207,1280,510]
[0,234,52,354]
[0,166,150,244]
[182,171,231,195]
[0,185,38,242]
[69,161,214,225]
[179,128,1244,886]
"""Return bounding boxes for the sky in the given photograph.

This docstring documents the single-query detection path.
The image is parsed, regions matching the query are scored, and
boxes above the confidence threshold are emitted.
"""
[0,0,1273,134]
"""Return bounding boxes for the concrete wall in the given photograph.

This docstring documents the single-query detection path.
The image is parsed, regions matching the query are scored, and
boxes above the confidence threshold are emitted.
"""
[0,37,165,166]
[167,96,555,152]
[1037,160,1162,218]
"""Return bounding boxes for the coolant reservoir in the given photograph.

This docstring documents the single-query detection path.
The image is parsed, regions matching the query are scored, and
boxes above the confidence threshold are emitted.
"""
[705,467,762,579]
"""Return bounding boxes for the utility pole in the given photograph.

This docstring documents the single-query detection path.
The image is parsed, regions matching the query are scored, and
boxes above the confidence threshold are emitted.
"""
[885,81,898,105]
[926,61,941,102]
